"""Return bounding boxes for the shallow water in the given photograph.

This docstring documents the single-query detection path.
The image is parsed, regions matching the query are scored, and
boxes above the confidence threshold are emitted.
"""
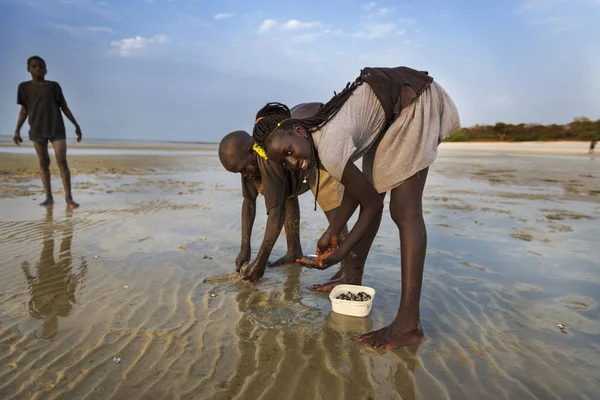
[0,147,216,156]
[0,152,599,399]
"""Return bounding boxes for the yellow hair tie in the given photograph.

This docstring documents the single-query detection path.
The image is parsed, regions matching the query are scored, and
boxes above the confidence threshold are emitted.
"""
[253,143,268,160]
[264,118,291,143]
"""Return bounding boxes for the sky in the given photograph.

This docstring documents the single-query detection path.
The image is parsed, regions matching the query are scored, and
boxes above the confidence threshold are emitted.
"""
[0,0,599,142]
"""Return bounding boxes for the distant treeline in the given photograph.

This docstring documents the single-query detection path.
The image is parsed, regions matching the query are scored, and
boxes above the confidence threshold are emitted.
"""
[445,117,599,142]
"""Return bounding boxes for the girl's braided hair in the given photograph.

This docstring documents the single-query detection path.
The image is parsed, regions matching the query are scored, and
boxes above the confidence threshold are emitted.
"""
[252,77,362,146]
[251,77,362,210]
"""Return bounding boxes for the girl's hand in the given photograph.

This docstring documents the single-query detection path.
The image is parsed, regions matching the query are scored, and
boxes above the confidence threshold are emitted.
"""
[317,232,339,256]
[296,249,342,270]
[316,249,342,269]
[296,255,319,267]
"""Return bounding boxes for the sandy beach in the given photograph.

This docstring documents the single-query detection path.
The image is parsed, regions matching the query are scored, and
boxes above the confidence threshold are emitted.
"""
[0,141,599,399]
[441,141,595,156]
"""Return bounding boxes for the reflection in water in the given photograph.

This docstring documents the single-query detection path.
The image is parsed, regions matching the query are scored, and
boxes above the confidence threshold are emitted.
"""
[390,344,421,400]
[225,266,422,398]
[20,207,87,339]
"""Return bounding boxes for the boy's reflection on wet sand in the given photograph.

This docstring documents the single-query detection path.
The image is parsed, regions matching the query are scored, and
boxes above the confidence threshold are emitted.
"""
[21,206,87,339]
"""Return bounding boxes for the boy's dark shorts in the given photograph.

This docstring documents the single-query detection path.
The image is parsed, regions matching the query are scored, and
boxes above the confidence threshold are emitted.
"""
[29,133,66,144]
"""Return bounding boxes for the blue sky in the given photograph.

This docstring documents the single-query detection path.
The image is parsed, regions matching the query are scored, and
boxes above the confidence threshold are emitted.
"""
[1,0,598,142]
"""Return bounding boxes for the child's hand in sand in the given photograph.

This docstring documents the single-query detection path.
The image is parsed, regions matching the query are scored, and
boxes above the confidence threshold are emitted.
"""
[235,247,251,272]
[241,259,266,282]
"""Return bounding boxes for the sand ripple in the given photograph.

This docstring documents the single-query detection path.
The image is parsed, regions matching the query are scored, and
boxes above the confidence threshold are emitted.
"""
[1,153,599,399]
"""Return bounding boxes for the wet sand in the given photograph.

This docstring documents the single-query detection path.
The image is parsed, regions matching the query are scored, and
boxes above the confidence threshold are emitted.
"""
[1,144,599,399]
[1,136,594,155]
[441,141,594,156]
[0,136,217,152]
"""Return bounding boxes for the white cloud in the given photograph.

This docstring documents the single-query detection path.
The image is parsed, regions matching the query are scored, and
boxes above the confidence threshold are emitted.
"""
[214,13,235,20]
[174,14,211,28]
[375,7,390,16]
[111,34,168,57]
[282,19,323,30]
[50,23,77,33]
[258,19,323,33]
[292,33,321,43]
[532,16,561,23]
[53,0,120,20]
[353,23,397,39]
[87,26,114,33]
[51,23,114,34]
[258,19,278,33]
[362,4,394,21]
[277,27,339,49]
[517,0,569,13]
[398,18,417,27]
[531,16,575,32]
[515,0,585,33]
[362,2,377,10]
[323,28,344,36]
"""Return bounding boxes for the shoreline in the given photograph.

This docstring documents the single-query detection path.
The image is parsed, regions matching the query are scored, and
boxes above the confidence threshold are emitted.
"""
[1,140,595,156]
[0,137,217,152]
[439,141,594,156]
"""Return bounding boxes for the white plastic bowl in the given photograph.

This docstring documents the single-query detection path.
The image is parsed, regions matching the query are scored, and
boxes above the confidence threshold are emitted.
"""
[329,284,376,317]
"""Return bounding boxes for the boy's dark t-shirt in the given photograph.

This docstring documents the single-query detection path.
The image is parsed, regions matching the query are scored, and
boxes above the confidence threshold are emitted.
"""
[241,157,309,215]
[17,81,67,139]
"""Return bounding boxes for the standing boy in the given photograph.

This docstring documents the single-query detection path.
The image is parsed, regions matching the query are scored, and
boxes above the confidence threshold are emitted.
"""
[14,55,82,208]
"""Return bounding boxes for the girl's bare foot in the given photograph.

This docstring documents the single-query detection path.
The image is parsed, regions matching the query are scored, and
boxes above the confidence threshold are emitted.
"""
[356,324,425,350]
[309,274,362,293]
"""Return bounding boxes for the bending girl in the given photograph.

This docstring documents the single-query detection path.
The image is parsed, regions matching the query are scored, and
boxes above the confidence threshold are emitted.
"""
[251,66,460,350]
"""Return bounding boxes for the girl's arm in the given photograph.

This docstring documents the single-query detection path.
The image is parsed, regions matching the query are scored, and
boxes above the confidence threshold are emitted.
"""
[322,187,359,238]
[318,161,382,266]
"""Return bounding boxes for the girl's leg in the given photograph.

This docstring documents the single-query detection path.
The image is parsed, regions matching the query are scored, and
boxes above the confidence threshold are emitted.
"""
[357,168,428,350]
